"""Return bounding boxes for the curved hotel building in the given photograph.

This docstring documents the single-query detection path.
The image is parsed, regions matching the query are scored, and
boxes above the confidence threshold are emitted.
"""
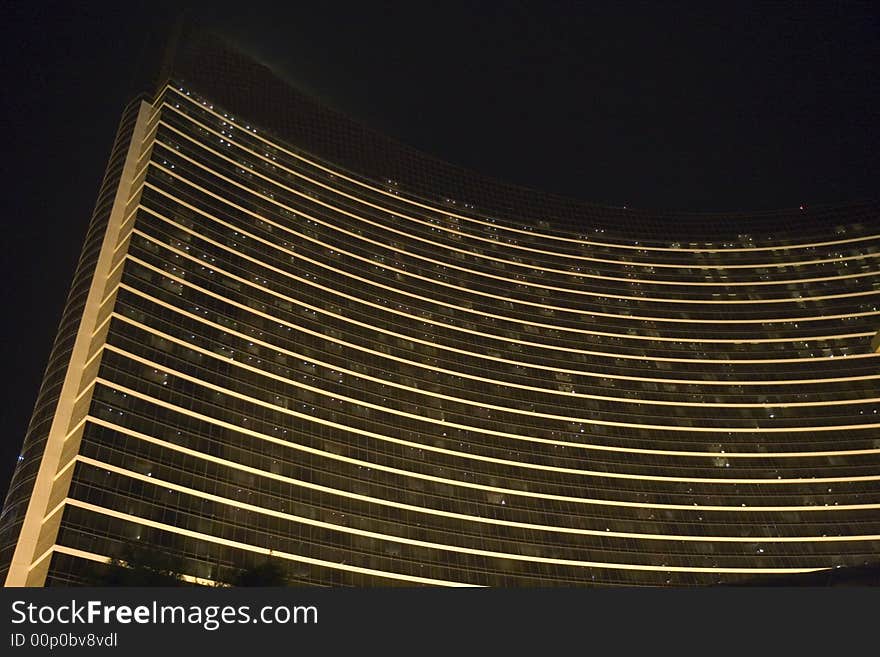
[1,32,879,587]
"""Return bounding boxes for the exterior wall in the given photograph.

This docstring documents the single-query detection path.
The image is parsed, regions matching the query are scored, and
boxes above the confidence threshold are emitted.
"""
[0,99,155,585]
[1,43,879,586]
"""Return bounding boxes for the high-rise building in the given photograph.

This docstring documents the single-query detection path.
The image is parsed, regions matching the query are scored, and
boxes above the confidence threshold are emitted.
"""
[2,31,879,587]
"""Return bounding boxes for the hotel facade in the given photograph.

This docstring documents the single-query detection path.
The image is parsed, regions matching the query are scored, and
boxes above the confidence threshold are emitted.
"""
[1,33,879,586]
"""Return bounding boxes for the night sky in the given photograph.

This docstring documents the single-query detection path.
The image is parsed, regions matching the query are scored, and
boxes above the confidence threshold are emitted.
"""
[0,1,877,500]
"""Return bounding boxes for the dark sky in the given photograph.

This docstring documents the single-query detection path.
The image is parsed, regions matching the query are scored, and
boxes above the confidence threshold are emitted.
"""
[0,1,877,500]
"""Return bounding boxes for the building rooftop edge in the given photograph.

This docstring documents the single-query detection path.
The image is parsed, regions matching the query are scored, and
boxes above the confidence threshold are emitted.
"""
[150,28,879,240]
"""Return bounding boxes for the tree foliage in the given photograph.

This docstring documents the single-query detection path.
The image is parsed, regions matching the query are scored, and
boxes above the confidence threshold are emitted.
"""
[88,544,187,586]
[231,560,288,586]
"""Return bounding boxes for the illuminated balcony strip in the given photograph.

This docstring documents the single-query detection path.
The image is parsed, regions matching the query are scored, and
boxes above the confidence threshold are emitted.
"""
[123,163,153,207]
[103,343,880,467]
[148,126,880,289]
[128,120,161,179]
[121,141,159,208]
[58,485,834,578]
[65,466,844,573]
[126,249,880,370]
[141,98,163,134]
[165,89,880,256]
[132,136,156,173]
[105,246,133,284]
[111,304,880,421]
[83,346,107,374]
[127,280,876,444]
[89,310,115,342]
[126,160,152,200]
[77,496,830,582]
[136,172,880,305]
[142,177,880,293]
[114,202,143,245]
[63,498,475,586]
[116,270,877,393]
[85,412,880,514]
[40,501,67,530]
[28,546,56,573]
[126,250,874,382]
[142,161,880,325]
[71,378,97,409]
[53,456,78,484]
[107,316,880,467]
[75,455,880,554]
[81,417,880,548]
[152,121,880,274]
[93,360,880,483]
[139,189,880,346]
[47,545,221,586]
[112,311,880,438]
[129,106,161,155]
[114,314,880,456]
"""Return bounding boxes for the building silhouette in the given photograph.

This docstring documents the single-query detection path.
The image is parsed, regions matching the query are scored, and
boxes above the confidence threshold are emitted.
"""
[1,31,879,586]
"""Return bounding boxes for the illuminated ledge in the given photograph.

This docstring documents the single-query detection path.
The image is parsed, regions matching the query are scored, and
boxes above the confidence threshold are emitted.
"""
[872,330,880,353]
[30,545,222,587]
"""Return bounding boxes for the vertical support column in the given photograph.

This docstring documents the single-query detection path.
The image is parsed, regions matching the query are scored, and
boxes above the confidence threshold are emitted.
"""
[4,100,155,587]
